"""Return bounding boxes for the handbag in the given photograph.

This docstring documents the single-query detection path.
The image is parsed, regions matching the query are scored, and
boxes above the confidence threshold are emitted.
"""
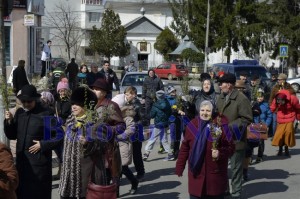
[86,182,117,199]
[86,154,117,199]
[247,122,268,140]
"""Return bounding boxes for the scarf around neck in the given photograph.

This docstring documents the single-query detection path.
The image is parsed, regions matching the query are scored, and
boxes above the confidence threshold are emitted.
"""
[189,117,210,177]
[59,114,88,198]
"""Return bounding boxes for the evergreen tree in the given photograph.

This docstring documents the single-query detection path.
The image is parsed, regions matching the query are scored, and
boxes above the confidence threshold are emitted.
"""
[168,0,189,38]
[89,9,130,61]
[154,27,179,60]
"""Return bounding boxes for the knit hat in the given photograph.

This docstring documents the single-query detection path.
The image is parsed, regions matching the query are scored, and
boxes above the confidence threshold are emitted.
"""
[257,88,264,97]
[57,81,69,92]
[167,86,176,94]
[156,90,165,100]
[71,87,97,110]
[217,71,225,77]
[277,73,287,80]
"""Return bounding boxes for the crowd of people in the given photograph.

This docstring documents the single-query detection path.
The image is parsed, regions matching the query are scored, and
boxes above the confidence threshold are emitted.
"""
[1,61,300,199]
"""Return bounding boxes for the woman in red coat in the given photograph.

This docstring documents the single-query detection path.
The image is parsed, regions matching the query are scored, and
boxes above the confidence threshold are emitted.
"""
[270,89,300,155]
[176,100,235,199]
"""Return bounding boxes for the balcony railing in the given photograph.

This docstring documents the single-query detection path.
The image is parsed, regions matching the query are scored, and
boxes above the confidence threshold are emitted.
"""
[82,0,102,5]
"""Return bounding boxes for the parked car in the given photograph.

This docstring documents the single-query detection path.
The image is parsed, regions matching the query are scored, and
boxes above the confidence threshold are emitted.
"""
[212,59,270,80]
[120,72,148,98]
[153,62,189,80]
[120,71,168,98]
[287,78,300,92]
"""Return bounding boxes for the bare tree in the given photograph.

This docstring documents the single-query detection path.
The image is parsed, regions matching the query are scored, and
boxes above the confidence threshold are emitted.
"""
[44,1,84,61]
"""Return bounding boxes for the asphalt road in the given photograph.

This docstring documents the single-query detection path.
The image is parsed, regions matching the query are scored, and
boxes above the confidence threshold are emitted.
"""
[52,132,300,199]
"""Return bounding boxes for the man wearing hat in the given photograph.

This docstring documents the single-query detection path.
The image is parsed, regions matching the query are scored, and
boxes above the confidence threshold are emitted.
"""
[249,74,266,105]
[216,73,253,199]
[4,84,63,199]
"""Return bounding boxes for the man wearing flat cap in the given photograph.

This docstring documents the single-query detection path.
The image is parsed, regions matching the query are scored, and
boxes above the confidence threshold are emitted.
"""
[4,84,63,199]
[216,73,252,199]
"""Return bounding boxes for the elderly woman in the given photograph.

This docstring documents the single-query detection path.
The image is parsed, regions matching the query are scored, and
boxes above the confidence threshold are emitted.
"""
[176,100,235,199]
[59,87,99,199]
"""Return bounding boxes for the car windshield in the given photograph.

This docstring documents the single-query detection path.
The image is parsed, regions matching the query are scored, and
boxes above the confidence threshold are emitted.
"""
[176,64,186,69]
[235,67,270,79]
[122,74,147,86]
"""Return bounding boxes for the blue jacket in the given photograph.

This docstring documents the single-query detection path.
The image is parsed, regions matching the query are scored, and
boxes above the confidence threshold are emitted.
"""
[150,98,172,127]
[166,95,177,107]
[254,101,272,126]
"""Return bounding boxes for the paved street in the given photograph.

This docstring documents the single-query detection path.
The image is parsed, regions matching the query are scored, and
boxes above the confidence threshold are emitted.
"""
[51,133,300,199]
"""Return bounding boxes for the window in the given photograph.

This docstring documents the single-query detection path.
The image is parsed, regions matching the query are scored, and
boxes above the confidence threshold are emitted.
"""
[176,64,185,69]
[4,26,10,66]
[82,0,102,5]
[89,12,101,22]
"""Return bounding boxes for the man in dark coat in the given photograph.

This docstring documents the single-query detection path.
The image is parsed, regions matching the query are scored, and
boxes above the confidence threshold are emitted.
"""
[141,69,164,126]
[12,60,29,95]
[216,73,253,199]
[4,85,64,199]
[65,58,79,91]
[99,60,120,99]
[86,63,105,87]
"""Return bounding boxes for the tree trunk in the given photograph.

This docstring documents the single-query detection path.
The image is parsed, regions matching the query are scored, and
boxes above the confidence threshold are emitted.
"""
[0,0,10,145]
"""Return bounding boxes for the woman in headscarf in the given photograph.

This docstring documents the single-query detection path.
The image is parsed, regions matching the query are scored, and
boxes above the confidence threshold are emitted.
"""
[176,100,235,199]
[194,78,218,114]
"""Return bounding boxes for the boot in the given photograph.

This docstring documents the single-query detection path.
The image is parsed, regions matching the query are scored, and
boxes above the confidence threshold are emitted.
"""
[277,146,283,156]
[129,179,139,195]
[284,146,290,156]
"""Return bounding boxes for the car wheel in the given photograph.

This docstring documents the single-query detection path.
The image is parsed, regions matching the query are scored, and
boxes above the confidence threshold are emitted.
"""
[168,74,173,80]
[291,83,299,93]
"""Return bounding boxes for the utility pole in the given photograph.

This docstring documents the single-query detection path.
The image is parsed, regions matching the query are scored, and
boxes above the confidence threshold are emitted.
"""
[204,0,210,73]
[0,0,10,146]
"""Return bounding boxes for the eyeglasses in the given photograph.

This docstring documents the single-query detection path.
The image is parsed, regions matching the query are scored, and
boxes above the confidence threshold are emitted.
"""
[21,100,34,104]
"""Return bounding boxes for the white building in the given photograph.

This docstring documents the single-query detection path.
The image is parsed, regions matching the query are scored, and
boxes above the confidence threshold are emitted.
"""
[42,0,173,69]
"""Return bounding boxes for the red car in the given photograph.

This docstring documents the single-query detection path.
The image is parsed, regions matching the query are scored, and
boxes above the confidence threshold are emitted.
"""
[153,62,189,80]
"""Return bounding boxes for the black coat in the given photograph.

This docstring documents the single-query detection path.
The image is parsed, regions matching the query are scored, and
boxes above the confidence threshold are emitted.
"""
[99,68,120,91]
[4,103,63,199]
[65,61,79,81]
[12,66,29,94]
[142,76,164,99]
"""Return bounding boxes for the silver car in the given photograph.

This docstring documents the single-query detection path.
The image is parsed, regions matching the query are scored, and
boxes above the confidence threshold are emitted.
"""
[120,72,148,97]
[287,77,300,92]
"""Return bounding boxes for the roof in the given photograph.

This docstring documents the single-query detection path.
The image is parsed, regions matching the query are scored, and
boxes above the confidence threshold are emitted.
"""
[169,35,200,55]
[124,16,163,34]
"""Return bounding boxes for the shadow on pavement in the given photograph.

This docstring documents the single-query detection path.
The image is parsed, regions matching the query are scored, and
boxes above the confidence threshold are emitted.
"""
[243,181,288,198]
[123,192,180,199]
[248,168,289,180]
[142,167,176,182]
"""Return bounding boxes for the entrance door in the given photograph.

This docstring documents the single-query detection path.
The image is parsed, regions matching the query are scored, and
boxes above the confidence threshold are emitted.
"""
[138,54,148,70]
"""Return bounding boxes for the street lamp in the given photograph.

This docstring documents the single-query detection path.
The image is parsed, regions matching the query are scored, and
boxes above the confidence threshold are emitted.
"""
[204,0,210,73]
